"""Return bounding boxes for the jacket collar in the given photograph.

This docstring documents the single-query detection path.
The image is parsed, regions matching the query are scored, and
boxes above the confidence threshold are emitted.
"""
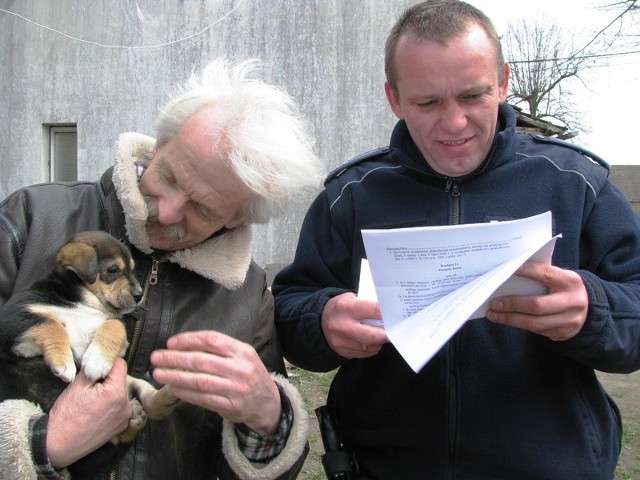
[111,132,252,290]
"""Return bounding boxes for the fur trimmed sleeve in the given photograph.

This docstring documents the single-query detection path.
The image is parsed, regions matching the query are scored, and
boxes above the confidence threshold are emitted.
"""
[221,374,309,480]
[0,399,71,480]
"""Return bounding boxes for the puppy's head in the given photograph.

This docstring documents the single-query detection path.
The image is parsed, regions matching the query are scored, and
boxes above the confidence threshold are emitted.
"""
[56,231,143,315]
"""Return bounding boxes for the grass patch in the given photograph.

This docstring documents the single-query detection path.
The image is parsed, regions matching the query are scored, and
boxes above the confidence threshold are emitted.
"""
[616,418,640,479]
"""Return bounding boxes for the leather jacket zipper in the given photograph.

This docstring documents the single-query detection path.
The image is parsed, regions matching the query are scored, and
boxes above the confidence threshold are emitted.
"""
[109,258,159,480]
[126,258,159,365]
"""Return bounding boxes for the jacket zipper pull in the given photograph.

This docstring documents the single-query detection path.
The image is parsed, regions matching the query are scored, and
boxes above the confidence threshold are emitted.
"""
[126,258,160,366]
[444,178,461,197]
[149,259,159,286]
[138,259,159,311]
[445,177,453,193]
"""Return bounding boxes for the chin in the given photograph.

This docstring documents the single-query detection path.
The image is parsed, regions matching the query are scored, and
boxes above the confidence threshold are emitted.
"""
[146,226,190,251]
[149,240,185,251]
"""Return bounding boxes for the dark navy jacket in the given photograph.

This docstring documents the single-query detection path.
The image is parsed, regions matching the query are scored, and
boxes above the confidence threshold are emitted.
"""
[273,104,640,479]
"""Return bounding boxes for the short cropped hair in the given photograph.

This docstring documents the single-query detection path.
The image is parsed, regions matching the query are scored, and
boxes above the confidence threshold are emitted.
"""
[385,0,505,93]
[155,58,324,224]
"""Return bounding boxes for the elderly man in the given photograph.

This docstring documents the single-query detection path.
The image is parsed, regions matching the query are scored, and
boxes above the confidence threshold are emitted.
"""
[0,58,323,480]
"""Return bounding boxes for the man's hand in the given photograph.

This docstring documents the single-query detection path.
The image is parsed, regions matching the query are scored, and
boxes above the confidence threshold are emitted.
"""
[486,260,589,341]
[47,358,132,468]
[150,331,281,435]
[321,292,388,358]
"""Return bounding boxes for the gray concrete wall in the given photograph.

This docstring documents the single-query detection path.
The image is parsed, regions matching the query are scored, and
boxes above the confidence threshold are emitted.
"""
[610,165,640,214]
[0,0,415,269]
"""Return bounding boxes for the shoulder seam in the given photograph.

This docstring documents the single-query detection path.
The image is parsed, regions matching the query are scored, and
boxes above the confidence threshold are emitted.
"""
[325,147,390,184]
[515,151,605,197]
[530,134,610,171]
[329,164,402,211]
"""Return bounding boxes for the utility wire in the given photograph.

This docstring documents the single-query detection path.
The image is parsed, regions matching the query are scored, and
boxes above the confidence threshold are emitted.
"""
[0,1,245,49]
[510,48,640,64]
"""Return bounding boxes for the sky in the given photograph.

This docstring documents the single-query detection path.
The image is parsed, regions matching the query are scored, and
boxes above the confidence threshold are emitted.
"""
[469,0,640,165]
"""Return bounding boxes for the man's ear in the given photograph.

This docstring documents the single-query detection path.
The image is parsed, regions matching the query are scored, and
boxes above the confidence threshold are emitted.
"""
[498,63,511,103]
[384,81,404,119]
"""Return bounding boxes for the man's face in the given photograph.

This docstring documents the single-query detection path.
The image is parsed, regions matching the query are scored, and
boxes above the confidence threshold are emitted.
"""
[138,108,253,251]
[385,24,510,177]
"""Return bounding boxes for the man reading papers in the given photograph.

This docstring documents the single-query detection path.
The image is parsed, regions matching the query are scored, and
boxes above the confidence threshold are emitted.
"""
[272,1,640,478]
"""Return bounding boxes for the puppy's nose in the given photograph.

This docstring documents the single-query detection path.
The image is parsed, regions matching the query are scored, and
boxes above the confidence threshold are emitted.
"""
[131,280,143,303]
[133,290,143,303]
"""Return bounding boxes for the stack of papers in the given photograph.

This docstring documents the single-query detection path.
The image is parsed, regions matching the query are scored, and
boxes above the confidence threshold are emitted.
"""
[359,211,559,372]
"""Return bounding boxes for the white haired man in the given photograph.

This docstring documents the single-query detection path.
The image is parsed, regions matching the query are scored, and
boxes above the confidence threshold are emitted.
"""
[0,58,324,480]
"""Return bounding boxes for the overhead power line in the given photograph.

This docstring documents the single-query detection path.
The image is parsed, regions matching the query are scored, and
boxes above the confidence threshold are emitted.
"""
[510,49,640,64]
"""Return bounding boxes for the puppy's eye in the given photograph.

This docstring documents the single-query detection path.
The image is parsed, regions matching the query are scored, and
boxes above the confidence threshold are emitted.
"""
[106,266,120,276]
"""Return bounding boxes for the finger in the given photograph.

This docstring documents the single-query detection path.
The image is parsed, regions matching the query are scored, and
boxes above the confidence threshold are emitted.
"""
[489,295,550,317]
[70,356,126,388]
[165,330,238,356]
[151,349,238,377]
[353,342,383,357]
[152,368,253,418]
[359,324,389,345]
[326,293,381,322]
[167,383,249,423]
[354,299,382,322]
[490,310,583,341]
[515,261,551,282]
[491,286,586,318]
[516,261,578,290]
[108,357,128,378]
[153,367,230,393]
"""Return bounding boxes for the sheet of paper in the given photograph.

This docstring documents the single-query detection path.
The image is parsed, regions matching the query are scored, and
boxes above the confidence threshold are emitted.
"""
[360,211,558,372]
[357,259,384,327]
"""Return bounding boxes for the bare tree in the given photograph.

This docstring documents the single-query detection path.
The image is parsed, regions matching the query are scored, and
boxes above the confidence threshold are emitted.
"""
[504,17,604,137]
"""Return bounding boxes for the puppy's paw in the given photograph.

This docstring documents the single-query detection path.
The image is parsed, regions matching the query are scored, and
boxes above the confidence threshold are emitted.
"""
[128,378,179,421]
[129,399,147,430]
[81,344,113,381]
[147,385,180,420]
[52,362,77,383]
[117,399,147,444]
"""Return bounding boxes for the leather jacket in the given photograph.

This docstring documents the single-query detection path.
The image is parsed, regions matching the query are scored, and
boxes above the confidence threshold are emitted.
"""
[0,133,308,479]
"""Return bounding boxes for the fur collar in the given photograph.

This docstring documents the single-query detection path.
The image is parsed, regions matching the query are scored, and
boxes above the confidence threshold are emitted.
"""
[112,132,252,290]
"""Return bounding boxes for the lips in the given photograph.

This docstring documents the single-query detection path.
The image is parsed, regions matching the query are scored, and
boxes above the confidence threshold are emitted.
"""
[441,137,471,146]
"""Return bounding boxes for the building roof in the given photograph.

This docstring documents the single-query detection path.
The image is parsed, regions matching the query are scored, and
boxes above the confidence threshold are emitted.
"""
[512,105,570,138]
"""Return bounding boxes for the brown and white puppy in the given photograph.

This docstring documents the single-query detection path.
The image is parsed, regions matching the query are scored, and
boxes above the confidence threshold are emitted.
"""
[0,231,177,473]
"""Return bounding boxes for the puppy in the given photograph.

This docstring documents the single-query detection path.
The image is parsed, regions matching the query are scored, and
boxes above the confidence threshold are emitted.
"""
[0,231,177,473]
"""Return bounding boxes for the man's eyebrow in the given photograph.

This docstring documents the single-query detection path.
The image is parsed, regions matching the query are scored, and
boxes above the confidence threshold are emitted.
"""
[156,159,173,178]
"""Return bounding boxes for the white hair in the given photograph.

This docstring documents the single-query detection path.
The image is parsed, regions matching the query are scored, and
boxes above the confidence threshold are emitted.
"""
[155,58,324,223]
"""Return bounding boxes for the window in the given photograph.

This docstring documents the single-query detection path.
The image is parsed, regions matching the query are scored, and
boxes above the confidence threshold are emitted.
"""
[47,125,77,182]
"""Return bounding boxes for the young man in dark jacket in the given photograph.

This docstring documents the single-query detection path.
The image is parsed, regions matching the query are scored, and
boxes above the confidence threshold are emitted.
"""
[272,1,640,479]
[0,58,324,479]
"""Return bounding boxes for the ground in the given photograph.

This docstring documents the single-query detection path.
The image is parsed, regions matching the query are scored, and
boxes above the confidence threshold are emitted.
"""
[598,371,640,479]
[288,366,640,480]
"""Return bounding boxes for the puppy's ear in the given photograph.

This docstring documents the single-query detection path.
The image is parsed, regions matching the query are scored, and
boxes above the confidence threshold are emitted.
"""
[56,241,99,284]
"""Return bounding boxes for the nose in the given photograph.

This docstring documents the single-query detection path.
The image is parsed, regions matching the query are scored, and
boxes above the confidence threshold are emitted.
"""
[440,100,467,132]
[157,190,188,224]
[131,279,143,303]
[133,290,143,304]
